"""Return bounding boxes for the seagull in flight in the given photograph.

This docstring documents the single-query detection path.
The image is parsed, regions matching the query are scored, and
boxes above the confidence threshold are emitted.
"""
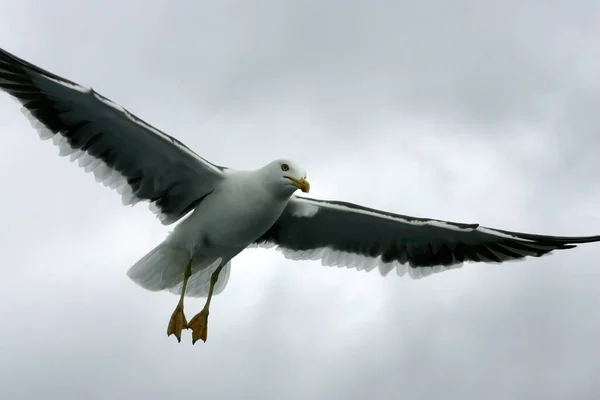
[1,47,598,344]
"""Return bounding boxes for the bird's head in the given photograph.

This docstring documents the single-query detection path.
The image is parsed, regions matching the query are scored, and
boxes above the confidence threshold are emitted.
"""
[262,159,310,197]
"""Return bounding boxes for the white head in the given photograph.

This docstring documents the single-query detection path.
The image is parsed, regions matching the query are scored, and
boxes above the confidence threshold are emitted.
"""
[260,159,310,198]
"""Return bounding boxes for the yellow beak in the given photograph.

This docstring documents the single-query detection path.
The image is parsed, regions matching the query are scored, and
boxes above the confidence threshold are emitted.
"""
[285,176,310,193]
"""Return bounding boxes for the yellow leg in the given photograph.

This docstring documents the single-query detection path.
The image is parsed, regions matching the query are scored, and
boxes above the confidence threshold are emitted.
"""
[166,261,192,343]
[187,264,224,344]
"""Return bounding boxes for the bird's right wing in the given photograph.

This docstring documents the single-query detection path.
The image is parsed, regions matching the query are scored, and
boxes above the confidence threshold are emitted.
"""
[0,47,225,225]
[255,196,600,278]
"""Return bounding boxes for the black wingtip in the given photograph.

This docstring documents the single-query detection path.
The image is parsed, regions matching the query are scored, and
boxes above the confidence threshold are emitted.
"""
[0,47,31,70]
[500,229,600,246]
[555,235,600,245]
[0,46,81,88]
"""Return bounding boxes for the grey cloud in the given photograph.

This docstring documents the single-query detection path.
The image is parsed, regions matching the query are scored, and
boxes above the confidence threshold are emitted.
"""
[0,0,599,399]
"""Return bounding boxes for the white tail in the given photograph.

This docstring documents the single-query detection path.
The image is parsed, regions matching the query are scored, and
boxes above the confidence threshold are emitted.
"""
[127,242,192,292]
[167,261,231,298]
[127,242,232,298]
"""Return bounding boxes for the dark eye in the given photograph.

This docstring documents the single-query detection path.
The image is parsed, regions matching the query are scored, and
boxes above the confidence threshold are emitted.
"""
[281,164,289,171]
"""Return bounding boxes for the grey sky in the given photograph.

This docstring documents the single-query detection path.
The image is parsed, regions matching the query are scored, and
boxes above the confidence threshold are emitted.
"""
[0,0,599,399]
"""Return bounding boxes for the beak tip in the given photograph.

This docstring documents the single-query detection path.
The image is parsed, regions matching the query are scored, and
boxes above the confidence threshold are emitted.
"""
[286,176,310,193]
[302,179,310,193]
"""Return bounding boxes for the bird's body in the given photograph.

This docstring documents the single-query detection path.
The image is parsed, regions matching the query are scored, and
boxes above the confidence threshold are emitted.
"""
[129,167,298,295]
[1,45,599,344]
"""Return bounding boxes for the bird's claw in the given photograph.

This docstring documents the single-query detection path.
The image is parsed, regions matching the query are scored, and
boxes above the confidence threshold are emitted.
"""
[167,304,188,343]
[187,309,209,344]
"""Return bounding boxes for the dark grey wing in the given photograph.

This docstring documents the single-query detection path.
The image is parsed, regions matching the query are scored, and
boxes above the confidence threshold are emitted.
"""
[255,196,600,278]
[0,47,226,225]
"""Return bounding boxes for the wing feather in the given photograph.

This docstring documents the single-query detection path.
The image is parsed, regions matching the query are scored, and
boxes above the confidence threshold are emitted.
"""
[0,47,225,225]
[255,196,600,278]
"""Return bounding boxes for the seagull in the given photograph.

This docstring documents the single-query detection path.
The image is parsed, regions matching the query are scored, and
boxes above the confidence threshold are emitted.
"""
[1,47,599,344]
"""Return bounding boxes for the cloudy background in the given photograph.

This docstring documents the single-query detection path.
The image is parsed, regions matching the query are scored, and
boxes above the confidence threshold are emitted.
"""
[1,0,599,398]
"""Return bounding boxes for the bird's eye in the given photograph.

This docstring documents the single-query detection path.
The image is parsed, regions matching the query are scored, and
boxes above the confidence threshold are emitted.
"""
[281,164,289,171]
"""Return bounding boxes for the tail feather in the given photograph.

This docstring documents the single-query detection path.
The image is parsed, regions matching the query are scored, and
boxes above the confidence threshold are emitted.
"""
[127,242,231,297]
[168,261,231,298]
[127,243,191,292]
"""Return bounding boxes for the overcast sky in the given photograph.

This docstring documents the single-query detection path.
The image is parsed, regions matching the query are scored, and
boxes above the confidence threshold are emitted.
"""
[1,1,599,399]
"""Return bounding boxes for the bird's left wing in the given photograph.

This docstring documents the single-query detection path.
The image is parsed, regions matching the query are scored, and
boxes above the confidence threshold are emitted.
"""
[0,47,225,225]
[254,196,600,278]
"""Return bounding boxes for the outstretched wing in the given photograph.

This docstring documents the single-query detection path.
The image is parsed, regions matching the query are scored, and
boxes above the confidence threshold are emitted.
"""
[255,196,600,278]
[0,47,225,225]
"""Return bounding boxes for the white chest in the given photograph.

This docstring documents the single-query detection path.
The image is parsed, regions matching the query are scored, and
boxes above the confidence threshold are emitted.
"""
[170,174,288,251]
